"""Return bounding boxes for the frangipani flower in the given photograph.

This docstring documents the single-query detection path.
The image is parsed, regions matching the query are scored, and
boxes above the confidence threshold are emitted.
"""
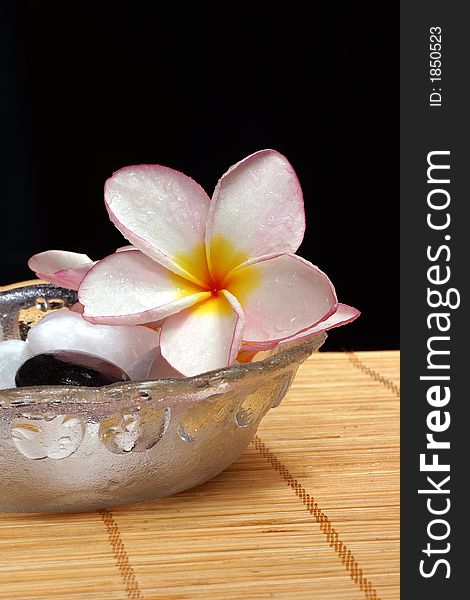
[30,150,360,376]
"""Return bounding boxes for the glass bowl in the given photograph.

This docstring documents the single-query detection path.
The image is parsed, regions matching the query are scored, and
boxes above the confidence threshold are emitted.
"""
[0,281,325,513]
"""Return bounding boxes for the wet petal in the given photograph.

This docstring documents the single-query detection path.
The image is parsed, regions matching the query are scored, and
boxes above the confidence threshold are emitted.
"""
[115,245,137,252]
[0,340,33,390]
[105,165,211,285]
[78,250,210,325]
[225,253,337,343]
[242,303,360,350]
[160,290,244,376]
[28,251,95,290]
[206,150,305,281]
[280,303,360,344]
[27,310,160,375]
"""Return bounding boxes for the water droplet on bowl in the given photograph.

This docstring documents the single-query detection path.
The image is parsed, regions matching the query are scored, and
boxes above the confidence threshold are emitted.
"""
[235,390,270,428]
[235,406,254,428]
[10,414,86,459]
[178,397,233,442]
[99,405,170,454]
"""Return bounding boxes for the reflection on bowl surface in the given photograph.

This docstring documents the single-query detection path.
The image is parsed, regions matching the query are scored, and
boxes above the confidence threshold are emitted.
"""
[0,282,325,513]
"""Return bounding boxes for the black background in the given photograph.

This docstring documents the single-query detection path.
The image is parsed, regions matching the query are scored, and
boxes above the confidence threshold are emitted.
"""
[0,1,398,350]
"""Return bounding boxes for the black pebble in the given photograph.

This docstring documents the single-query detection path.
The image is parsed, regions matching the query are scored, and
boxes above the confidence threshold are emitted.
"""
[15,351,131,388]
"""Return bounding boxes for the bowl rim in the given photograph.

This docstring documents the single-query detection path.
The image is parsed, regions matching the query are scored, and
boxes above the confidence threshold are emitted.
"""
[0,280,326,407]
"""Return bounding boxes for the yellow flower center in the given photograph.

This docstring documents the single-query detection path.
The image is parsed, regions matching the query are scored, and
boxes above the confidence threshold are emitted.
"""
[173,235,261,308]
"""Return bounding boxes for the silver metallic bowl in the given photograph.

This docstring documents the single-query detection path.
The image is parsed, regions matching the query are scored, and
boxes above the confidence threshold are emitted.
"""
[0,281,325,513]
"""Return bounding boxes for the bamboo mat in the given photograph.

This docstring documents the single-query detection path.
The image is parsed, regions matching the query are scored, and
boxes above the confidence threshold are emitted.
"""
[0,351,400,600]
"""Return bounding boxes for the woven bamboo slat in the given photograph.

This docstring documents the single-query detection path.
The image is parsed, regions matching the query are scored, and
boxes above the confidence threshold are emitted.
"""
[0,346,399,600]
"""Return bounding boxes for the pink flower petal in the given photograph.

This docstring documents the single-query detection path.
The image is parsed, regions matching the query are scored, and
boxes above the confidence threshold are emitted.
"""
[205,150,305,282]
[160,290,244,376]
[27,310,161,376]
[105,165,211,286]
[225,253,337,344]
[78,250,210,325]
[115,245,138,252]
[280,303,360,344]
[242,303,361,350]
[28,251,95,290]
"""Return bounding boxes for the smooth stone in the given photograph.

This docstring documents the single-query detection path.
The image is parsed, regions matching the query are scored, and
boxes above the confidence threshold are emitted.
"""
[127,347,181,381]
[0,340,34,390]
[26,310,160,376]
[15,350,131,388]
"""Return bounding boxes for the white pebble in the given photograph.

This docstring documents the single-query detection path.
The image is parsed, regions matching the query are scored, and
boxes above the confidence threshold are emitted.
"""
[27,310,160,377]
[127,347,180,381]
[0,340,34,390]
